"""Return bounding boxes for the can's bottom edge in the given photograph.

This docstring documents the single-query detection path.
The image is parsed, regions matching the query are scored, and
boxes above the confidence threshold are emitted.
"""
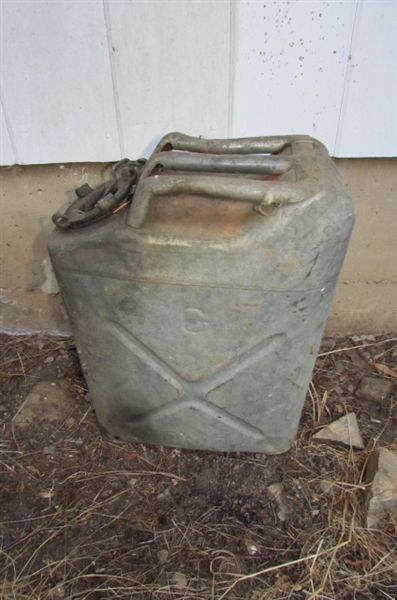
[96,420,294,456]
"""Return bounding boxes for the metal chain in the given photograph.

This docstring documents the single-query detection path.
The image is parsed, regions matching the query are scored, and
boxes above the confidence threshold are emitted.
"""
[52,158,147,230]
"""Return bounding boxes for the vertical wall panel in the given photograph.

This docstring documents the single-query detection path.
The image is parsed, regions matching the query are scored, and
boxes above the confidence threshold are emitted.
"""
[1,1,120,164]
[104,1,230,158]
[0,100,15,165]
[231,1,357,153]
[334,1,397,157]
[1,1,396,163]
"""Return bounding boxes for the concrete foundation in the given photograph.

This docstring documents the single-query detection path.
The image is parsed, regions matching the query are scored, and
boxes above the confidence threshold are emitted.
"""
[1,159,396,336]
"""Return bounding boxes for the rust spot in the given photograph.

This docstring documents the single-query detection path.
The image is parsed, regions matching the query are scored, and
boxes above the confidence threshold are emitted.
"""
[144,171,284,240]
[147,195,256,239]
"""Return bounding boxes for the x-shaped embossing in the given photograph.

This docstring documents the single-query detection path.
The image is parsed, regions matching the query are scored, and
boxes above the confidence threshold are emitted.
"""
[110,320,285,439]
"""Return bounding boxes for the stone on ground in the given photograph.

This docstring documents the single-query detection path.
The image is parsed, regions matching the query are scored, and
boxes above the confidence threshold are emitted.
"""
[355,377,394,404]
[312,413,364,450]
[267,482,288,521]
[319,480,336,494]
[170,572,188,591]
[157,549,169,564]
[14,381,75,428]
[364,446,397,529]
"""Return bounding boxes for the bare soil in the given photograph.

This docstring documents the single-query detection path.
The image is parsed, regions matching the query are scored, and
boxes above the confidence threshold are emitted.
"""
[1,333,396,600]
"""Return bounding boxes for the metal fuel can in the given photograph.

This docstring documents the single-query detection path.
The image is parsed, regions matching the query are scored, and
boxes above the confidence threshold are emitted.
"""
[48,133,354,453]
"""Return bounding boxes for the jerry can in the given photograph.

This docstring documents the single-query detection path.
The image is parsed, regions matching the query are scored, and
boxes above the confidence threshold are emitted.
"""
[48,133,354,453]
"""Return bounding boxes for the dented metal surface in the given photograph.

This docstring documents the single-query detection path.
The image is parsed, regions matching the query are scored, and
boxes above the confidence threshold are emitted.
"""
[48,133,354,453]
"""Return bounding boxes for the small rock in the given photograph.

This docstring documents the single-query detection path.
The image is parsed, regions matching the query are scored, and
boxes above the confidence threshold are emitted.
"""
[345,349,370,370]
[170,572,188,591]
[44,356,54,364]
[0,405,6,412]
[333,360,345,374]
[355,377,394,404]
[157,487,171,502]
[312,413,364,450]
[319,480,335,494]
[360,350,373,362]
[347,384,355,394]
[13,381,75,428]
[244,538,259,555]
[157,549,169,564]
[351,334,376,343]
[43,445,56,455]
[364,447,397,528]
[267,482,288,521]
[334,386,343,395]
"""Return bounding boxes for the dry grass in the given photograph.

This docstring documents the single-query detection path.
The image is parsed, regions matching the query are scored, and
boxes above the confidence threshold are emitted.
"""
[0,334,396,599]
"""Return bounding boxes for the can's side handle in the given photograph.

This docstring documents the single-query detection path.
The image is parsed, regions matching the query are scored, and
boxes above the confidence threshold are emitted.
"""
[127,175,317,229]
[142,152,294,178]
[152,132,313,155]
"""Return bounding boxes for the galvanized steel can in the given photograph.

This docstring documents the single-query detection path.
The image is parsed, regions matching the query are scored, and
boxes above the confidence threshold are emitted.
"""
[48,133,354,453]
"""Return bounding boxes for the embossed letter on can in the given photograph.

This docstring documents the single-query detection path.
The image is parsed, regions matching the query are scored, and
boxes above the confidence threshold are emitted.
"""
[184,308,209,334]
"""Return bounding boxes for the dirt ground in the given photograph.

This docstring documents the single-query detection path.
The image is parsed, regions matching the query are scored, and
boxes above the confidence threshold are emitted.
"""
[1,333,396,600]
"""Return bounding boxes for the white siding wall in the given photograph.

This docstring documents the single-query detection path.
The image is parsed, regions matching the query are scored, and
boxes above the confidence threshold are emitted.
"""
[334,0,397,157]
[1,0,395,165]
[1,1,120,164]
[103,1,230,158]
[231,0,358,149]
